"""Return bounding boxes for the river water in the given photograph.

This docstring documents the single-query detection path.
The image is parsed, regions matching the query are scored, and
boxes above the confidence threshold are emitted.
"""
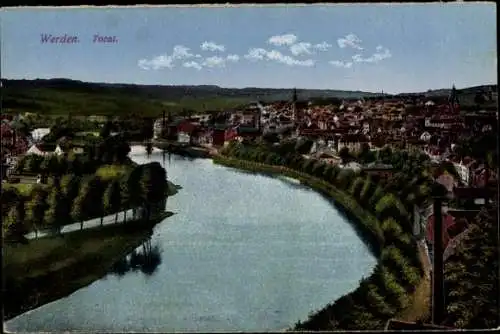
[5,148,376,332]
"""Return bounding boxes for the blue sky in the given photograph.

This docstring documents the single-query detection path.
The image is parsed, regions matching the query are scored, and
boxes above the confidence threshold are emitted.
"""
[1,4,496,93]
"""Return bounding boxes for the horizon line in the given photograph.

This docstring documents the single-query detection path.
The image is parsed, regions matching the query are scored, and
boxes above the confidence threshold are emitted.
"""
[1,76,497,96]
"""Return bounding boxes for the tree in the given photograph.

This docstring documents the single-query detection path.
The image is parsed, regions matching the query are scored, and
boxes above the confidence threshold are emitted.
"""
[139,168,155,221]
[25,154,43,173]
[71,191,87,230]
[312,161,326,178]
[66,153,82,175]
[338,147,350,164]
[100,120,113,138]
[3,201,27,241]
[474,91,486,106]
[139,162,167,220]
[3,206,20,240]
[295,139,314,154]
[358,143,376,164]
[60,174,81,200]
[25,192,48,238]
[349,177,365,198]
[1,188,22,217]
[103,180,122,224]
[45,188,68,234]
[71,176,97,229]
[119,167,142,222]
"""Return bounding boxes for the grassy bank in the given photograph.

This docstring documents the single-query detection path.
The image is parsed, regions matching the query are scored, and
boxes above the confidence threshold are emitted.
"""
[213,154,427,330]
[3,211,173,321]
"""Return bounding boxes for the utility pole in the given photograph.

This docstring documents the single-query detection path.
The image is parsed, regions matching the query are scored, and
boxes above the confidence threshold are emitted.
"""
[431,183,447,325]
[292,88,297,124]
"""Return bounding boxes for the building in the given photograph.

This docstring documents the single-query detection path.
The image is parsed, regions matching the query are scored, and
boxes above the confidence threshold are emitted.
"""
[211,125,228,147]
[452,158,474,186]
[337,134,369,153]
[426,213,456,250]
[176,120,197,145]
[31,128,51,142]
[234,125,261,142]
[26,143,58,156]
[362,162,394,180]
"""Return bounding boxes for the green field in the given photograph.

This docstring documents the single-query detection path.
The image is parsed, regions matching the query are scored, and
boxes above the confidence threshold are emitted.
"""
[95,164,134,180]
[2,80,253,117]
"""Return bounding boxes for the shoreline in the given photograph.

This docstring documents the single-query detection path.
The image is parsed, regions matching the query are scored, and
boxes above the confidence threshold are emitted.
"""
[212,154,428,329]
[3,211,174,322]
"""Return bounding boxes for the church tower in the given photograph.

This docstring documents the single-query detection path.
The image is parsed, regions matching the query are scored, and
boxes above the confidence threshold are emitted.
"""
[448,84,460,112]
[292,88,298,123]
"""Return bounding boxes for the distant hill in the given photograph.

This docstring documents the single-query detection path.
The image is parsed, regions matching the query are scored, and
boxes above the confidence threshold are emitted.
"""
[2,78,387,101]
[1,78,496,117]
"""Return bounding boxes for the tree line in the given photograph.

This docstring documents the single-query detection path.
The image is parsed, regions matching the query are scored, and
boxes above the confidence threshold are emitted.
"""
[2,161,168,241]
[218,140,435,330]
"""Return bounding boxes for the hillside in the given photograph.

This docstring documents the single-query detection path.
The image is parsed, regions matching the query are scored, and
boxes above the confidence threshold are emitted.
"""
[1,78,496,117]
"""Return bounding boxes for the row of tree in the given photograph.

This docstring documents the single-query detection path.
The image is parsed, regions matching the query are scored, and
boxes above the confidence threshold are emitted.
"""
[3,162,168,241]
[220,140,433,330]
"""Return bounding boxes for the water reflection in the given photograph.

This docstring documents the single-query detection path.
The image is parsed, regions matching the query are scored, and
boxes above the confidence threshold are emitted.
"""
[109,238,162,277]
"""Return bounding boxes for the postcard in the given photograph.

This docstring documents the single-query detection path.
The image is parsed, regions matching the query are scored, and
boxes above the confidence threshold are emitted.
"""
[1,3,498,332]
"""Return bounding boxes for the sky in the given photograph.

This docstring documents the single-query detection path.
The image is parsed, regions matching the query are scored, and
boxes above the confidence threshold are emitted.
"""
[1,4,497,94]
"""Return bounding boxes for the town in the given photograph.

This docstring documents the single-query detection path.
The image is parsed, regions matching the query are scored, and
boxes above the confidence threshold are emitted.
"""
[2,3,497,333]
[2,85,497,331]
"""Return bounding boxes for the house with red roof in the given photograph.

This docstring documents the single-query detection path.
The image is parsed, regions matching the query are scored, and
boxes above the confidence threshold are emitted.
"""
[426,213,455,249]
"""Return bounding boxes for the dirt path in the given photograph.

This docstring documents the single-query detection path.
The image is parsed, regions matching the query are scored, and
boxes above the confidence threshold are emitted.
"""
[396,240,431,322]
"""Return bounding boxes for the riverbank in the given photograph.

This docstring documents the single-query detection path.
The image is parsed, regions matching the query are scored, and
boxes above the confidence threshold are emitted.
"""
[213,154,428,330]
[3,211,173,321]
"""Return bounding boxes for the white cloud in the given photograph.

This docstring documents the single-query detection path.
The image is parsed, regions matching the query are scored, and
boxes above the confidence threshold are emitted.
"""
[337,33,363,50]
[138,45,194,70]
[202,56,226,68]
[244,48,268,61]
[268,34,298,46]
[290,42,312,56]
[264,49,315,67]
[138,55,174,70]
[172,45,194,59]
[244,47,314,67]
[314,41,332,51]
[226,54,240,62]
[183,61,203,70]
[351,46,392,64]
[329,60,353,68]
[352,54,364,63]
[200,41,226,52]
[195,54,202,58]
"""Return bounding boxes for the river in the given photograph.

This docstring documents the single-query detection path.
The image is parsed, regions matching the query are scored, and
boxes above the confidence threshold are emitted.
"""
[5,147,376,332]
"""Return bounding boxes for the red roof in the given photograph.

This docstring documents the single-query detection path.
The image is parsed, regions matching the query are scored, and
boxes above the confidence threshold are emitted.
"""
[426,213,455,247]
[1,123,13,136]
[177,121,196,134]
